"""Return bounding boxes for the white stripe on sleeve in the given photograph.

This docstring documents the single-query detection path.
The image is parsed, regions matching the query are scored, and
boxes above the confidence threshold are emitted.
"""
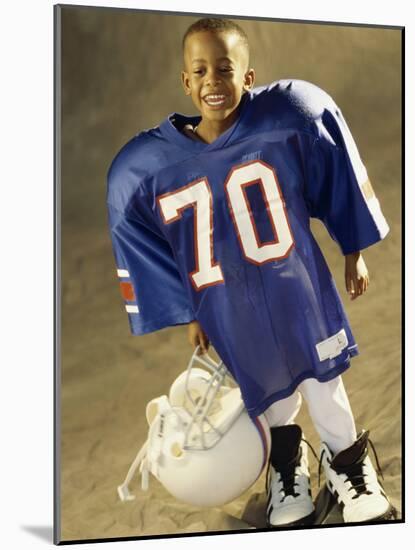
[117,269,130,278]
[125,305,139,314]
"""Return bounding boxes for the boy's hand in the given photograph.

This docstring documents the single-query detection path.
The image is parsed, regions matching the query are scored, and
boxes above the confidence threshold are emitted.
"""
[345,251,369,300]
[188,320,210,354]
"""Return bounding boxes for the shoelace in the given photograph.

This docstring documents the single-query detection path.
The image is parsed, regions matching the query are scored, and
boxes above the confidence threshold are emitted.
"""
[302,437,319,461]
[317,436,385,495]
[268,467,300,500]
[266,438,316,500]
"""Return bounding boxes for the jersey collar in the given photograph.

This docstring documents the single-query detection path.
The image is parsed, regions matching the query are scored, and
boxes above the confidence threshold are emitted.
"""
[159,91,252,153]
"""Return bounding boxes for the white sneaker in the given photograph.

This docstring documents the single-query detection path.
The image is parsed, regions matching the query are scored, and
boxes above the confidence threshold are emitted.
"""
[320,430,396,523]
[266,425,315,527]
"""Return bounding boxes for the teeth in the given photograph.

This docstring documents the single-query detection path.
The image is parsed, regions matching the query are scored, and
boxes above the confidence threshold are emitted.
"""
[204,94,226,105]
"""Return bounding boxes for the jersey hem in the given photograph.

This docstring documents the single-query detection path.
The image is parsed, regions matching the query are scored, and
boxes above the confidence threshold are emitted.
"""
[129,309,195,335]
[248,351,357,419]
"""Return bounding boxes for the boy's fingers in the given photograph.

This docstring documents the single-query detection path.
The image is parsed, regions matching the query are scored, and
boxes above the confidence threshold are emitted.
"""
[350,276,358,300]
[200,333,209,353]
[350,276,371,300]
[346,273,354,297]
[188,322,209,353]
[359,275,370,295]
[345,275,351,293]
[195,332,209,354]
[200,335,209,354]
[355,276,362,298]
[345,260,370,300]
[189,333,200,349]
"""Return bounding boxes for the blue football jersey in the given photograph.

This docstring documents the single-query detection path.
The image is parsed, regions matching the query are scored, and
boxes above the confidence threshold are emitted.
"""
[107,79,389,418]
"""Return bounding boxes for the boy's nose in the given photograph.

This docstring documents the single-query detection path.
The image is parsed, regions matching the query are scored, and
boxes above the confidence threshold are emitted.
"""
[205,71,221,86]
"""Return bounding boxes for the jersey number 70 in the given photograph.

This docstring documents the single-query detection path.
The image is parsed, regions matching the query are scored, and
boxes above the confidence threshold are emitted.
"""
[157,160,294,291]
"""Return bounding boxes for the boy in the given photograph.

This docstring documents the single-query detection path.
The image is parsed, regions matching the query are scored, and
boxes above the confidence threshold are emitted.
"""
[107,18,395,526]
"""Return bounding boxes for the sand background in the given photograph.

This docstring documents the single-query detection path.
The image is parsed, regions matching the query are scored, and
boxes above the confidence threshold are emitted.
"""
[56,6,402,543]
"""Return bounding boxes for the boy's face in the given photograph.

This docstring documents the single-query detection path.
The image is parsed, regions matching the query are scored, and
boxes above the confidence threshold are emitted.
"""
[181,31,255,128]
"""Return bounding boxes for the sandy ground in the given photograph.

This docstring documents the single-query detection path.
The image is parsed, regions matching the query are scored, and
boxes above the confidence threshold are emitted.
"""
[57,7,402,543]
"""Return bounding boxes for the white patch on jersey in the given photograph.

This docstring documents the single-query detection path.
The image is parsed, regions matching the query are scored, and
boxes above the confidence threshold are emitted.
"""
[316,328,348,362]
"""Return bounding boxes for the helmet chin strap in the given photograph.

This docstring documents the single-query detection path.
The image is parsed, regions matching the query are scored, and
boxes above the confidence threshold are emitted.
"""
[117,440,149,501]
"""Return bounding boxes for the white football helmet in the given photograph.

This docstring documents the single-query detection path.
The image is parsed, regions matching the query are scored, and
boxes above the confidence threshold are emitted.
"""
[118,347,271,508]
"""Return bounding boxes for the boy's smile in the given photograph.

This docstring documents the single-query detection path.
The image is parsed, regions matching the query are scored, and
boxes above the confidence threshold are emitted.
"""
[203,94,227,108]
[182,30,255,143]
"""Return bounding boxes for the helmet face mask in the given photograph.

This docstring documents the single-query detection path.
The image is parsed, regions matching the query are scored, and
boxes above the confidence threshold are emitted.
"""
[118,347,271,507]
[169,351,243,451]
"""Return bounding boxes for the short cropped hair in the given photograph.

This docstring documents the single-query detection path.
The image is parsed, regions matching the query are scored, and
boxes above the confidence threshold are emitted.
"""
[182,17,250,60]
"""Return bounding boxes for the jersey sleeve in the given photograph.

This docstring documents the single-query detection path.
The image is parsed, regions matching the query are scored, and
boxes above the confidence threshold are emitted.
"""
[305,105,390,255]
[108,204,195,335]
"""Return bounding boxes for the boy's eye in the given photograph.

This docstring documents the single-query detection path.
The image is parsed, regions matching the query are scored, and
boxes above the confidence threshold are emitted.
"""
[192,67,232,75]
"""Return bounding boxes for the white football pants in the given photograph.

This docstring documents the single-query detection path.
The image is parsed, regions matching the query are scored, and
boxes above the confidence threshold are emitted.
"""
[264,376,357,454]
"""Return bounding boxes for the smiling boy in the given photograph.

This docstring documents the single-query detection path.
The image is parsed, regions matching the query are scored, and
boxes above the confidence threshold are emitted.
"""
[107,18,395,527]
[180,22,254,143]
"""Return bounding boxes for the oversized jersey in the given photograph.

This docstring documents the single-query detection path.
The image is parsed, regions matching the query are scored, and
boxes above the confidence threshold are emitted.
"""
[107,79,389,418]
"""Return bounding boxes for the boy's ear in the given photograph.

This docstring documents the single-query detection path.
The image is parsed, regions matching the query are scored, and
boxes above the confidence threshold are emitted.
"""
[243,68,256,91]
[181,71,192,96]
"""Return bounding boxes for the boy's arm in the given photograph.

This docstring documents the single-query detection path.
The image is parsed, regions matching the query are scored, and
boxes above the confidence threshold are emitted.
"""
[344,251,369,300]
[188,321,210,354]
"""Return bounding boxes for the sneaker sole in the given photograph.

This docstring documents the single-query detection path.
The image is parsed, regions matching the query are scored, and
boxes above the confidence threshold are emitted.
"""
[267,510,315,528]
[315,484,398,523]
[359,504,398,522]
